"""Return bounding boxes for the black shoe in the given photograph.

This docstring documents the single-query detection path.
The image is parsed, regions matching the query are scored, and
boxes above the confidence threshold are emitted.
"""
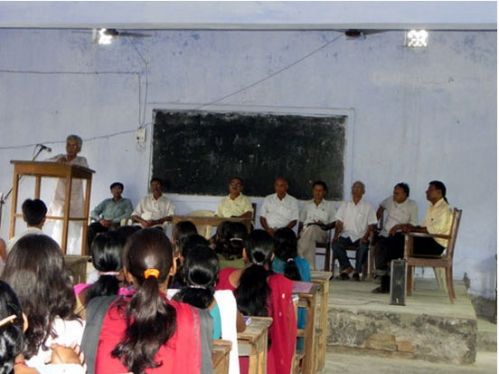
[352,272,360,281]
[371,286,389,294]
[338,272,350,280]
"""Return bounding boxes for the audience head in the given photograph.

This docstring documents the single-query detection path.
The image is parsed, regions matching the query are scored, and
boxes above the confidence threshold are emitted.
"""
[228,177,244,197]
[273,228,301,281]
[21,198,47,227]
[235,230,274,317]
[0,281,25,374]
[113,228,176,373]
[312,180,328,201]
[149,177,164,198]
[66,134,82,157]
[173,246,219,309]
[351,181,365,200]
[215,221,247,260]
[115,225,142,242]
[110,182,124,199]
[427,180,448,203]
[85,231,126,305]
[1,234,77,359]
[172,221,198,254]
[393,183,410,203]
[274,177,289,197]
[179,234,209,260]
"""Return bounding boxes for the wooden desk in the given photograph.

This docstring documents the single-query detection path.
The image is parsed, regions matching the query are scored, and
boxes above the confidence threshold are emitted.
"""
[213,340,232,374]
[238,316,272,374]
[310,271,332,372]
[293,282,319,374]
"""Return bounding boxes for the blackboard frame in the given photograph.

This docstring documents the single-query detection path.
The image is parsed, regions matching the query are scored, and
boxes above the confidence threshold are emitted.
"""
[152,110,347,200]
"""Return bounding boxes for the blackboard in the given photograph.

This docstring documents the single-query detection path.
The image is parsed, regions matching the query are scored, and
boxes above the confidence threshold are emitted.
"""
[152,110,346,200]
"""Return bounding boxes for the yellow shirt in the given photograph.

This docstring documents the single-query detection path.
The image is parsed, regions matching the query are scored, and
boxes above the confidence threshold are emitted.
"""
[423,198,452,247]
[216,194,253,218]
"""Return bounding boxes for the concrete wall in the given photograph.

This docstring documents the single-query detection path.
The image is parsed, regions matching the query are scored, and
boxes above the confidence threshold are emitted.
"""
[0,29,495,298]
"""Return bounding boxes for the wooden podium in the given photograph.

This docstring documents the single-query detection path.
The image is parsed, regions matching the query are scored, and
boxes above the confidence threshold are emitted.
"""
[9,161,94,255]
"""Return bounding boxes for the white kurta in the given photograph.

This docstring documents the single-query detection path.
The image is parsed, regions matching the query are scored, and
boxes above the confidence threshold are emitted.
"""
[47,155,89,254]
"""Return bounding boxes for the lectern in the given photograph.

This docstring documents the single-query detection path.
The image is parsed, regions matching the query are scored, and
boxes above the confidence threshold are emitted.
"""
[9,161,94,255]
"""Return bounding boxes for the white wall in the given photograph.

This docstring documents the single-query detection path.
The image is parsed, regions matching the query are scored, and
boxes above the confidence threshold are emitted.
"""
[0,28,495,298]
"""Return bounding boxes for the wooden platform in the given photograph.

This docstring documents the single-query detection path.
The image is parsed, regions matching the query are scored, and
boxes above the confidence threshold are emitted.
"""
[327,278,478,365]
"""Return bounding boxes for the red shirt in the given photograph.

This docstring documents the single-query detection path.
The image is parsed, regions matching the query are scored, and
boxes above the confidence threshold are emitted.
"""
[95,299,201,374]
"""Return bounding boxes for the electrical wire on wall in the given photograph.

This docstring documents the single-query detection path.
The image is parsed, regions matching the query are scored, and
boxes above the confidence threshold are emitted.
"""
[0,31,344,152]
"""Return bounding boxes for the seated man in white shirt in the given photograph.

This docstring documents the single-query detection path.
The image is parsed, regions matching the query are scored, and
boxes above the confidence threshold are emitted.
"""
[260,177,299,236]
[8,198,47,251]
[216,177,254,219]
[131,177,175,229]
[372,183,418,293]
[332,181,377,280]
[297,181,336,270]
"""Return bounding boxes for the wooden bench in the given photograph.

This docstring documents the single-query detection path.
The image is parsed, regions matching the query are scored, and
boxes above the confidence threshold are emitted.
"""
[310,271,332,372]
[292,281,319,374]
[213,339,232,374]
[237,316,273,374]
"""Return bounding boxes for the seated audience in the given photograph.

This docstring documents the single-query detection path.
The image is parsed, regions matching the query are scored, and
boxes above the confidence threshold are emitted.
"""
[95,229,210,374]
[372,183,418,293]
[273,227,311,282]
[74,231,127,315]
[1,234,84,370]
[173,246,222,339]
[87,182,133,249]
[272,227,310,351]
[7,199,47,252]
[216,230,297,374]
[260,177,299,236]
[0,280,85,374]
[216,177,253,218]
[297,181,336,270]
[332,181,377,280]
[172,220,198,256]
[403,181,453,255]
[171,234,209,289]
[214,221,248,269]
[131,177,175,229]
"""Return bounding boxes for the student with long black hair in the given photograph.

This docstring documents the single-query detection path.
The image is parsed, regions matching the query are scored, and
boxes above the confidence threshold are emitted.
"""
[95,228,208,374]
[216,230,296,374]
[1,234,84,369]
[74,231,126,315]
[173,245,222,339]
[272,227,311,282]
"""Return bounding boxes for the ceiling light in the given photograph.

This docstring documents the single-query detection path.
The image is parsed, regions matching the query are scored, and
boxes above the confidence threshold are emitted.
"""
[93,28,113,45]
[406,30,428,48]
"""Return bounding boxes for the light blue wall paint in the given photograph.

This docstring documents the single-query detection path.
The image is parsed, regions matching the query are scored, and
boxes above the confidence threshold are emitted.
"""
[0,29,495,297]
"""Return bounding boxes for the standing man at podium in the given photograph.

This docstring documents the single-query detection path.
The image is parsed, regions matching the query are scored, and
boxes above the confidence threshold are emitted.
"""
[48,134,89,255]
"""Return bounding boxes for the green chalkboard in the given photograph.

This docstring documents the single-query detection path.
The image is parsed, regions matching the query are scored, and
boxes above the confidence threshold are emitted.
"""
[152,110,346,200]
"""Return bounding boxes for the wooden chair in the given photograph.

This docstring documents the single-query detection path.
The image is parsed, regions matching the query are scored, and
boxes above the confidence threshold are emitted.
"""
[403,208,462,303]
[297,222,333,272]
[315,229,333,271]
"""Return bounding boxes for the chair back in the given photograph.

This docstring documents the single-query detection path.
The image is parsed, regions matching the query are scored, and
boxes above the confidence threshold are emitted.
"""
[443,208,462,261]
